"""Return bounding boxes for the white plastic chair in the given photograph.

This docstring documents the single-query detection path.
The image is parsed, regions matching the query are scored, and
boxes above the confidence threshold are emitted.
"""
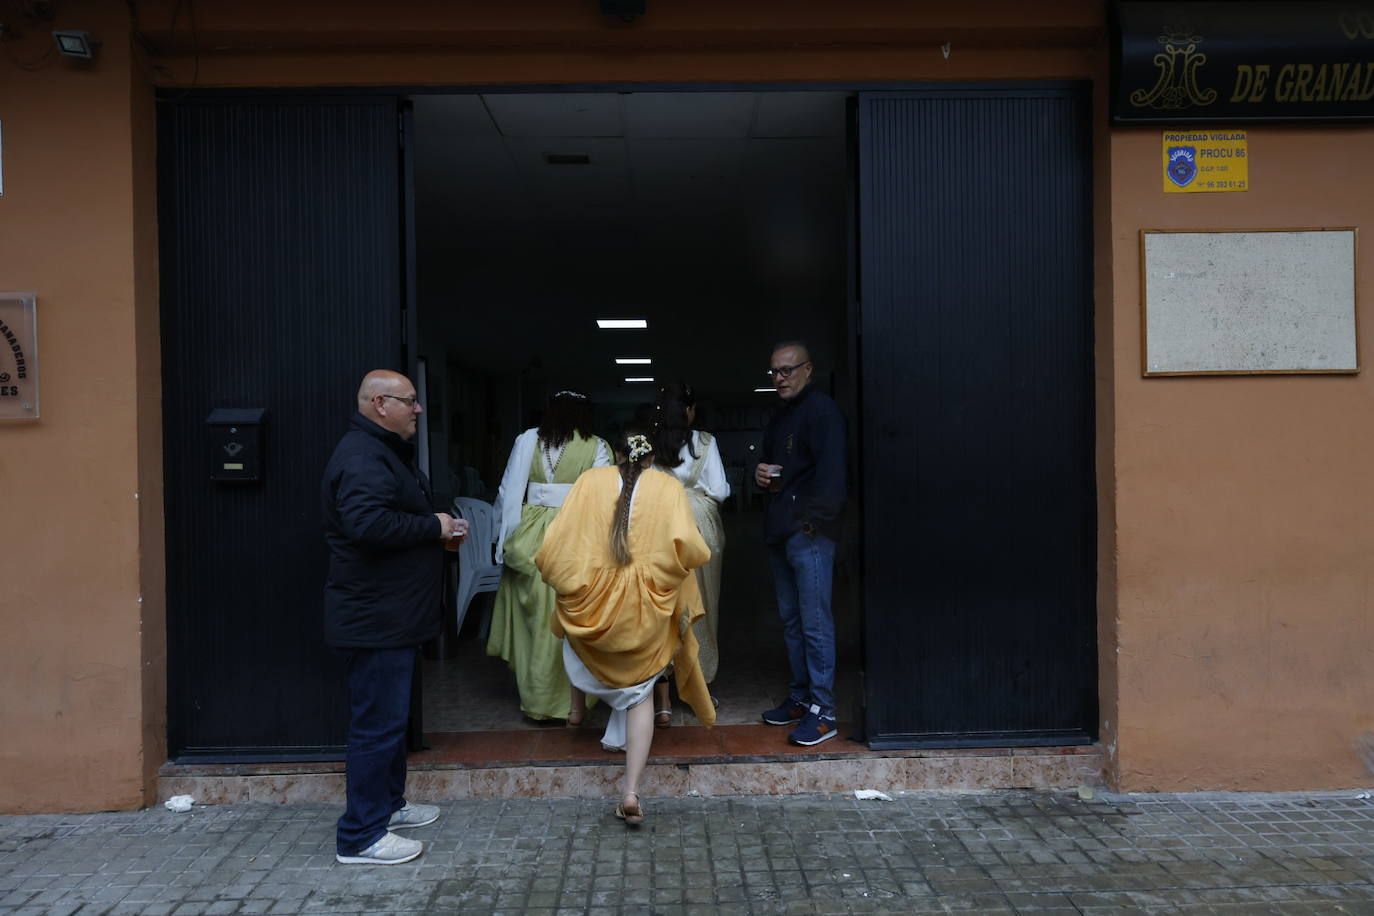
[450,496,503,638]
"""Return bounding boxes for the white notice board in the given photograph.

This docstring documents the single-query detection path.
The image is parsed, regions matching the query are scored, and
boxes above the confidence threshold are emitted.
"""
[1141,229,1358,376]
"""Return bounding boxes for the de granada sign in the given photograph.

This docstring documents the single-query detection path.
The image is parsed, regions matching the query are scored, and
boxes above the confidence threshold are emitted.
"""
[1113,1,1374,123]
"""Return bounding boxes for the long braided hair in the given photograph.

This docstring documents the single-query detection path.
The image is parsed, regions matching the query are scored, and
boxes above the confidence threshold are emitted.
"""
[611,432,654,566]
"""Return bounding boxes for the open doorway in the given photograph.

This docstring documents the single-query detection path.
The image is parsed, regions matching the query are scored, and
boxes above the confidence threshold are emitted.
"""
[409,90,861,741]
[154,86,1094,764]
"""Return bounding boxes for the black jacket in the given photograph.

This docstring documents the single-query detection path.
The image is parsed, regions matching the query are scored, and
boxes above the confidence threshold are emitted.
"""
[760,385,847,544]
[321,413,444,649]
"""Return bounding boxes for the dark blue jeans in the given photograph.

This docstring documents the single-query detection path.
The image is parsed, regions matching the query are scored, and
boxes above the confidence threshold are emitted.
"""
[768,531,837,714]
[336,647,415,855]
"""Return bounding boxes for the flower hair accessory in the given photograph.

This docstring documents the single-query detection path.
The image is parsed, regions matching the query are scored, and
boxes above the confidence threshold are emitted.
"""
[627,434,653,462]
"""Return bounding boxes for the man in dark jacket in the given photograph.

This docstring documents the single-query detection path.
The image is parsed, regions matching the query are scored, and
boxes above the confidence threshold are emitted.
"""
[323,369,466,866]
[755,342,847,747]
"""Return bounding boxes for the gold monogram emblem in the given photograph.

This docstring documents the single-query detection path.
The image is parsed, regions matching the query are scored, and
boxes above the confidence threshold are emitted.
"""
[1130,28,1218,110]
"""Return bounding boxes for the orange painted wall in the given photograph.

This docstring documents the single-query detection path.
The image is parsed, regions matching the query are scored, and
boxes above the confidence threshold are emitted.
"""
[1090,64,1120,790]
[125,0,1118,792]
[1110,126,1374,790]
[9,0,1356,799]
[129,0,1103,88]
[132,42,167,804]
[3,1,1128,810]
[0,3,160,813]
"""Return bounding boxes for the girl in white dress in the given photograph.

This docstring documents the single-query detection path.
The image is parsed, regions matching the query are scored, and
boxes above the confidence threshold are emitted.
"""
[651,383,731,721]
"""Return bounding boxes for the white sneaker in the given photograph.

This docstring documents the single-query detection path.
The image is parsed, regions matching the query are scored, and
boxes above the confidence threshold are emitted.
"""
[387,801,440,830]
[335,831,423,865]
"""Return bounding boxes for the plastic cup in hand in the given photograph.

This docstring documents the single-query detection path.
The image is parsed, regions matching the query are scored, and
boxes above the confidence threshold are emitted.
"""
[444,520,467,552]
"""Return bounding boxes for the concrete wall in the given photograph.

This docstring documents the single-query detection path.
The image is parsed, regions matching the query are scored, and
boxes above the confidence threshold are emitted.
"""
[0,3,161,813]
[1111,126,1374,790]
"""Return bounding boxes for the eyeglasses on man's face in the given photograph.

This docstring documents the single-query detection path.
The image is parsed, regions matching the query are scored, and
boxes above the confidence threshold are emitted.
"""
[379,393,421,409]
[765,362,811,380]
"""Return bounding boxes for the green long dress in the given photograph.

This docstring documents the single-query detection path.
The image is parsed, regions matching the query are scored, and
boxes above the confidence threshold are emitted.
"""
[486,432,606,720]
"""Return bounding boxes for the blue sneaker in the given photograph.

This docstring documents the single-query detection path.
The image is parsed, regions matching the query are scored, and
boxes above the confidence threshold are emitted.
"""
[761,697,808,726]
[788,705,838,746]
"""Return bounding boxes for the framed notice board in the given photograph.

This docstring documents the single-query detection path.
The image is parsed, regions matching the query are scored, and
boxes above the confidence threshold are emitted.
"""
[1141,229,1358,376]
[0,291,38,419]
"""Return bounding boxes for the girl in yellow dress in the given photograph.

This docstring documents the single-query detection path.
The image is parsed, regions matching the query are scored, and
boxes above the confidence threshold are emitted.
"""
[536,433,715,825]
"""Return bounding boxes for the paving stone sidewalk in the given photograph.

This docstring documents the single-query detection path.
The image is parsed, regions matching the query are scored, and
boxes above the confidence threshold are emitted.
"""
[5,790,1374,914]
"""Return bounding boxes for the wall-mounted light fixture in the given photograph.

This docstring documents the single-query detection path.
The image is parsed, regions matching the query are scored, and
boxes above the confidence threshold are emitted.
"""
[52,30,97,60]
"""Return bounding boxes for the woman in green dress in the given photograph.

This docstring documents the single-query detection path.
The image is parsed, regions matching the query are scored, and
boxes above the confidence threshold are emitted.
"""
[488,391,612,721]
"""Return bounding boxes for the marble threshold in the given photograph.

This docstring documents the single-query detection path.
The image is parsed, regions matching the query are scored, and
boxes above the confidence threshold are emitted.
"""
[159,725,1104,804]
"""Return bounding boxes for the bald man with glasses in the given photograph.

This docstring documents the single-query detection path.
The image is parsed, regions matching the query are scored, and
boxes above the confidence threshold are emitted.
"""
[322,370,467,865]
[755,342,848,746]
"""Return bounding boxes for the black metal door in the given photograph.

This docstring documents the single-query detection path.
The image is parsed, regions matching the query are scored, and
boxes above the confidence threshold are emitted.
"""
[858,88,1097,748]
[159,98,404,760]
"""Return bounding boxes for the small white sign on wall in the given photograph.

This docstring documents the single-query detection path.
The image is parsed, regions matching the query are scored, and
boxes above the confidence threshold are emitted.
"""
[1141,229,1358,376]
[0,291,39,419]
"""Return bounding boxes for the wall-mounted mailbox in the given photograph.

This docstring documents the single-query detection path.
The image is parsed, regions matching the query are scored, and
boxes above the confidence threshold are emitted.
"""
[206,408,266,481]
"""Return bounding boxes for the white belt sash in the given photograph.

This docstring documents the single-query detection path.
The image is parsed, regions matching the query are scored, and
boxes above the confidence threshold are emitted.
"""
[527,482,572,508]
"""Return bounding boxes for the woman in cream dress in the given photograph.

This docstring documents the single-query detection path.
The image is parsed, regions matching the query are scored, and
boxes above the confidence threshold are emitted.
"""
[652,383,730,710]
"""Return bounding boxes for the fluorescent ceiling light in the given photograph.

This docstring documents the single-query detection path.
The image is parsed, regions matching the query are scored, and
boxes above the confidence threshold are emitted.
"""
[625,377,655,383]
[615,357,652,365]
[754,387,776,393]
[597,319,648,329]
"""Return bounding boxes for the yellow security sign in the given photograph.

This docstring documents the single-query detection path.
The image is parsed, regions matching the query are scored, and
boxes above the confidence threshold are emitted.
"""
[1163,131,1248,193]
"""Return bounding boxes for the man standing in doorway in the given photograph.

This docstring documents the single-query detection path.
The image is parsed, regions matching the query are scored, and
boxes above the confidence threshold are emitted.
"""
[756,341,847,746]
[322,369,467,865]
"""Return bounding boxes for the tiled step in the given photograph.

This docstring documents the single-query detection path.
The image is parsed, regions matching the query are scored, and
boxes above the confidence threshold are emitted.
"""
[159,725,1104,805]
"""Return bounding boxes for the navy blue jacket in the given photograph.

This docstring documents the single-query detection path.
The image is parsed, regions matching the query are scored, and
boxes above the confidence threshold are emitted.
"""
[321,413,444,649]
[760,385,847,544]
